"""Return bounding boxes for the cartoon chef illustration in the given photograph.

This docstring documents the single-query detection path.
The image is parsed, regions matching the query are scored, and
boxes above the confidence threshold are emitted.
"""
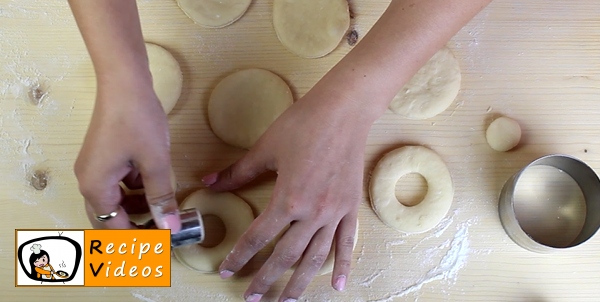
[28,244,56,280]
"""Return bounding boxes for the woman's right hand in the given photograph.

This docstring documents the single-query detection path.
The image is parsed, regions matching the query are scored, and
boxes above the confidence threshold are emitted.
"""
[74,79,181,233]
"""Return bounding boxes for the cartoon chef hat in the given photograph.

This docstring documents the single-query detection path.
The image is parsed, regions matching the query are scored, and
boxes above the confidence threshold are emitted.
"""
[30,244,42,254]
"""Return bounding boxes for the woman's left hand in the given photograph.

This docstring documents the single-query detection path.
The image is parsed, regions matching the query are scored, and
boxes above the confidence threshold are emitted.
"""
[203,83,380,302]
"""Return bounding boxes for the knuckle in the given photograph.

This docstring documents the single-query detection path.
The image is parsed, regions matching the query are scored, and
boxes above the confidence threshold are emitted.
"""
[339,235,355,248]
[243,234,268,251]
[307,253,328,268]
[145,191,175,206]
[335,258,352,270]
[277,251,302,267]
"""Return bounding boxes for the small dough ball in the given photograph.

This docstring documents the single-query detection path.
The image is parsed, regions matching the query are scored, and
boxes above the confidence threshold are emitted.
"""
[208,69,293,149]
[273,0,350,58]
[146,43,183,114]
[389,47,461,120]
[177,0,251,28]
[370,146,454,234]
[173,190,254,273]
[486,116,522,152]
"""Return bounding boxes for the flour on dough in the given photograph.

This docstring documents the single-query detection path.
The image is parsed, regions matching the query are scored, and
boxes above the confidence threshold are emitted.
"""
[208,68,293,149]
[389,47,461,120]
[177,0,251,28]
[273,0,350,58]
[146,43,183,114]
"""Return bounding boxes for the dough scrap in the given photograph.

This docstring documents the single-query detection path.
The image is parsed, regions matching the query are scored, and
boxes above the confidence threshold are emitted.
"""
[208,69,293,149]
[486,116,521,152]
[273,0,350,58]
[146,43,183,114]
[177,0,251,28]
[173,190,255,273]
[389,47,461,120]
[370,146,454,234]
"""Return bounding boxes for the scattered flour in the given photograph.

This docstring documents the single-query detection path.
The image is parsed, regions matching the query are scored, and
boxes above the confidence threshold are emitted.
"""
[367,222,472,302]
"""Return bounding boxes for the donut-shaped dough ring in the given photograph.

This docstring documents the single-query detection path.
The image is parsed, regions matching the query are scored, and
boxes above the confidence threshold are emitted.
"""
[370,146,454,234]
[173,190,255,273]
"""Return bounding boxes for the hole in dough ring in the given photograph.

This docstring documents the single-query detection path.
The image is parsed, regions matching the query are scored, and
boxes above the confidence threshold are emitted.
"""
[173,190,255,273]
[370,146,454,234]
[177,0,252,28]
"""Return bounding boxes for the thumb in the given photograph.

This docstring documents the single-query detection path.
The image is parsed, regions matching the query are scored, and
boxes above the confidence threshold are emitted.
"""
[141,163,181,234]
[203,150,270,192]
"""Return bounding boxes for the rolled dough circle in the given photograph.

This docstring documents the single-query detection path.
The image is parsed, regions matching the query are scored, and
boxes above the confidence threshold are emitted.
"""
[486,116,522,152]
[146,43,183,114]
[208,69,293,149]
[173,190,255,273]
[370,146,454,234]
[389,47,461,120]
[176,0,251,28]
[273,0,350,58]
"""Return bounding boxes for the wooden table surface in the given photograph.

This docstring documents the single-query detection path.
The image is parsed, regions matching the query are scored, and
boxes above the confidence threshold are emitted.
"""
[2,0,600,301]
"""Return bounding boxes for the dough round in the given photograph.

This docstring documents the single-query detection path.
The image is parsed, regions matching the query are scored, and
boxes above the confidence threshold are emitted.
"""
[486,116,521,152]
[173,190,254,273]
[177,0,251,28]
[370,146,454,234]
[273,0,350,58]
[146,43,183,114]
[389,47,461,120]
[208,69,293,149]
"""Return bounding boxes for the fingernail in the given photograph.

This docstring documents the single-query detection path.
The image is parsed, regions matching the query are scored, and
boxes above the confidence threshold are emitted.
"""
[202,172,218,186]
[245,294,262,302]
[283,299,297,302]
[334,275,346,291]
[162,212,181,234]
[220,269,234,279]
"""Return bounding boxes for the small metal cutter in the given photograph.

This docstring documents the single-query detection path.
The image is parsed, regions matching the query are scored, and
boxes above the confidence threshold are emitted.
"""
[142,208,205,248]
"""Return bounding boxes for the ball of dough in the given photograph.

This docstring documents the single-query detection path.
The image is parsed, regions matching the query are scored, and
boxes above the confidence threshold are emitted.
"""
[146,43,183,114]
[486,116,522,152]
[177,0,251,28]
[389,47,461,120]
[273,0,350,58]
[370,146,454,234]
[173,190,255,273]
[208,69,293,149]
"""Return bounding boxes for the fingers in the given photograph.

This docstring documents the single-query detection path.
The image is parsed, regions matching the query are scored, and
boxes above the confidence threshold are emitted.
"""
[203,148,271,192]
[331,215,358,292]
[140,162,181,234]
[219,208,289,278]
[279,226,336,302]
[84,200,135,230]
[243,222,319,302]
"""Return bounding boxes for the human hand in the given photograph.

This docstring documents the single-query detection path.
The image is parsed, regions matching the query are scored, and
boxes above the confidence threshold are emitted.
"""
[74,79,181,233]
[203,86,378,301]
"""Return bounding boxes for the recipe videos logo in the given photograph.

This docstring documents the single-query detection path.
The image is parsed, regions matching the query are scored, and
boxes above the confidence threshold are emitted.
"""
[16,229,171,287]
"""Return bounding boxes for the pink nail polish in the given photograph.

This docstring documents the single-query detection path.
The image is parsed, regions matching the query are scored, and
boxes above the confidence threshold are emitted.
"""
[162,212,182,234]
[283,299,297,302]
[202,173,218,186]
[245,294,262,302]
[334,275,346,292]
[220,270,234,279]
